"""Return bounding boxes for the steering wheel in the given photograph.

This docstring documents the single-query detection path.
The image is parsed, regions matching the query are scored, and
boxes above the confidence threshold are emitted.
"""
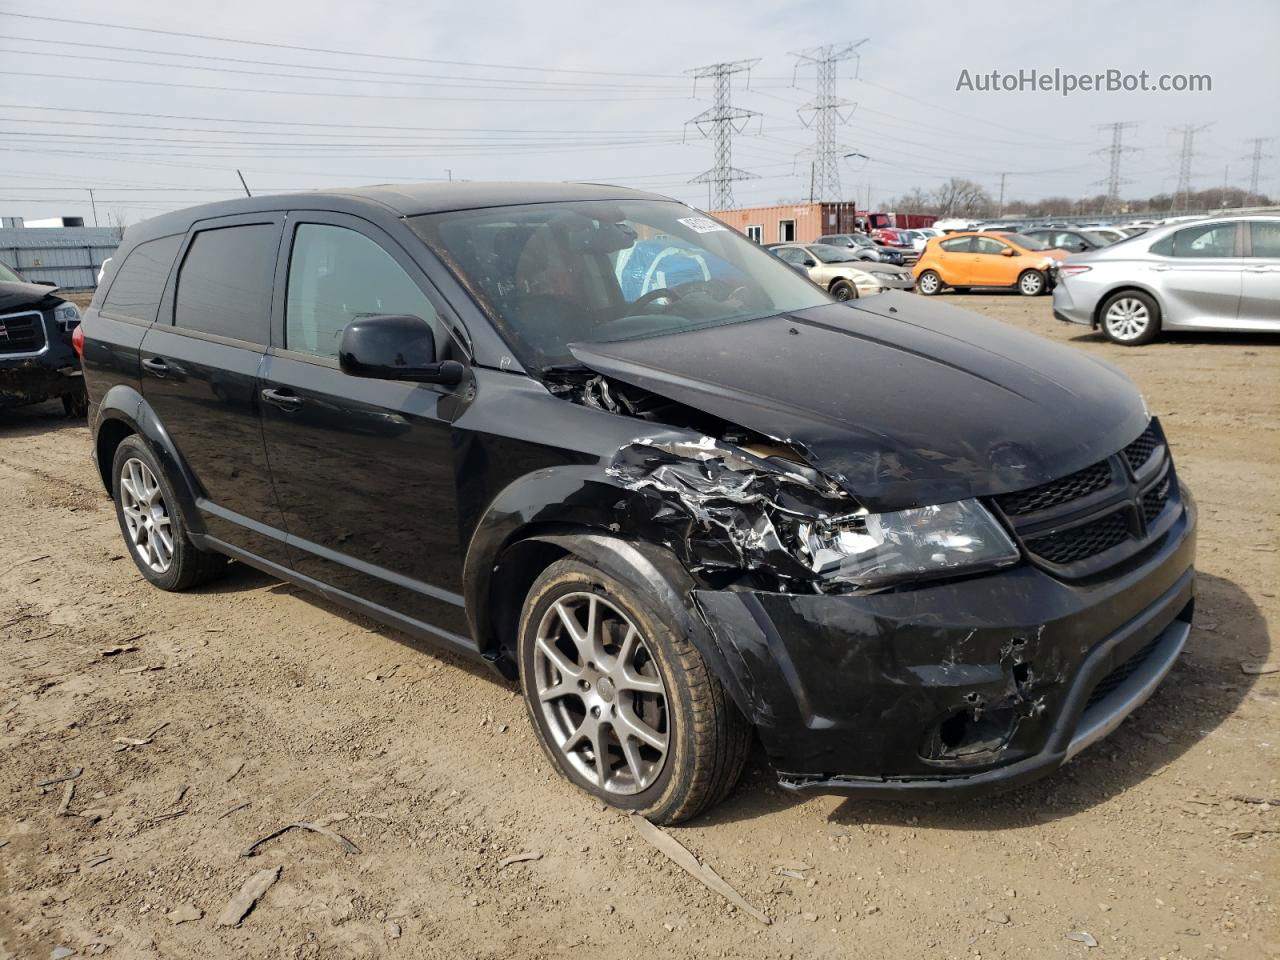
[633,287,683,307]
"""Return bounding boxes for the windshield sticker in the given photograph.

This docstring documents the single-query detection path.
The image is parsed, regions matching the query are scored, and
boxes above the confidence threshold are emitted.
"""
[677,216,727,234]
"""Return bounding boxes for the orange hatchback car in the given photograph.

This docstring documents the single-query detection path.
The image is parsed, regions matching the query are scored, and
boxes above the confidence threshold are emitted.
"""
[913,232,1067,297]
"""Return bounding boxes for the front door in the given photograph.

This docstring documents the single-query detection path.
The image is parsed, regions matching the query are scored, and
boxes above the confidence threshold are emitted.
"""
[258,214,473,646]
[969,235,1014,286]
[139,214,290,563]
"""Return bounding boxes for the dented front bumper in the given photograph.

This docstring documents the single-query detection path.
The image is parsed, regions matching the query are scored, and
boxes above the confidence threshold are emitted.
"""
[693,497,1196,797]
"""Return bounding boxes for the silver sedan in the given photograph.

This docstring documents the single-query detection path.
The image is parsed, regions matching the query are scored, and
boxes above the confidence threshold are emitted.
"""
[1053,215,1280,344]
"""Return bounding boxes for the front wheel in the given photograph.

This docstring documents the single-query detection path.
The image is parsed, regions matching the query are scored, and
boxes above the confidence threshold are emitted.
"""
[1018,270,1047,296]
[518,557,749,824]
[1100,290,1161,345]
[830,279,858,301]
[916,270,943,295]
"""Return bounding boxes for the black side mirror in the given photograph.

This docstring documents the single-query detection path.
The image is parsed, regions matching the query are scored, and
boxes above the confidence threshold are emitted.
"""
[338,314,465,385]
[803,258,817,267]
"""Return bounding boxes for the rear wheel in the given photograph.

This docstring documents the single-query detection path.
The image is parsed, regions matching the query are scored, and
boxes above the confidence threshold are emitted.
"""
[1100,290,1161,345]
[1018,270,1047,296]
[916,270,943,295]
[518,557,749,824]
[111,435,226,590]
[830,279,858,301]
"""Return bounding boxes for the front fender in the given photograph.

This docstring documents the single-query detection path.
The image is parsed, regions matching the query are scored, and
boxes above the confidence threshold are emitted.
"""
[94,383,203,532]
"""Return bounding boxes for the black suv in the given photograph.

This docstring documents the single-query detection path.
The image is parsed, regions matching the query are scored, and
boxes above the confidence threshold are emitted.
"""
[1,258,87,416]
[81,183,1196,823]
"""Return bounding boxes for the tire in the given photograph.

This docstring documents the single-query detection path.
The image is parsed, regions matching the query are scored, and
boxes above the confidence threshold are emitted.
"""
[916,270,943,296]
[62,386,88,419]
[518,557,749,824]
[111,435,227,590]
[1100,290,1161,345]
[1018,270,1047,296]
[830,279,858,301]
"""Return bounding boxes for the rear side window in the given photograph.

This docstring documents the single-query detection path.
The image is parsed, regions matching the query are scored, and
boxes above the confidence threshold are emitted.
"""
[1167,222,1235,258]
[174,224,278,343]
[1249,221,1280,258]
[285,224,441,359]
[101,235,182,323]
[940,237,971,253]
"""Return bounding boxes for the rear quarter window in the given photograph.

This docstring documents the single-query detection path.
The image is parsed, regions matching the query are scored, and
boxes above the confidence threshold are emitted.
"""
[940,237,971,253]
[100,235,182,323]
[173,223,279,343]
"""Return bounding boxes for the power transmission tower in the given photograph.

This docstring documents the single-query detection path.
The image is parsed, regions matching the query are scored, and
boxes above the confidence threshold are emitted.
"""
[1095,121,1139,208]
[686,59,761,210]
[1242,137,1274,198]
[1171,123,1212,210]
[790,40,867,203]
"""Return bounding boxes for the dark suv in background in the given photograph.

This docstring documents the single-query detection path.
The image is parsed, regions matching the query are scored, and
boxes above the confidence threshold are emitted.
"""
[1,258,87,416]
[80,183,1196,823]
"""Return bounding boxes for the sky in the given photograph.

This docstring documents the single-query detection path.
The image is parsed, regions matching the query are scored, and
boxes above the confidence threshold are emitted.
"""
[2,0,1277,227]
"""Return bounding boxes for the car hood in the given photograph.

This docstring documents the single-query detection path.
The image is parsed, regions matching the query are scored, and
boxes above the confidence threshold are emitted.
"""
[569,293,1149,512]
[0,280,64,314]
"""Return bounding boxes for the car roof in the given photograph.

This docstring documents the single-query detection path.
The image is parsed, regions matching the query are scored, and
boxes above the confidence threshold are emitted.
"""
[121,181,674,245]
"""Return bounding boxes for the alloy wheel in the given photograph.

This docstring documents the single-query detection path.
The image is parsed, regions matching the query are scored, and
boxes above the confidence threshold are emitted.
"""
[533,592,669,796]
[1020,272,1044,295]
[1104,297,1150,341]
[119,458,173,574]
[918,272,940,294]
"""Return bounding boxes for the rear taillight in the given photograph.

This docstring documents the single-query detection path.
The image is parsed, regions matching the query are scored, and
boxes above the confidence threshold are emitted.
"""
[1058,264,1092,277]
[71,323,84,357]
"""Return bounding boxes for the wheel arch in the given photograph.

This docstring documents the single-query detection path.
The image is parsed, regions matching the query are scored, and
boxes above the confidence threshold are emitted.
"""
[1090,283,1162,329]
[93,383,203,532]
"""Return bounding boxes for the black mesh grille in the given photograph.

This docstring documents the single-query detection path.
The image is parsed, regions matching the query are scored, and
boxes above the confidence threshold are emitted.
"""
[1142,476,1171,524]
[995,460,1113,517]
[1124,424,1160,472]
[1086,635,1162,709]
[0,311,45,354]
[1024,510,1130,565]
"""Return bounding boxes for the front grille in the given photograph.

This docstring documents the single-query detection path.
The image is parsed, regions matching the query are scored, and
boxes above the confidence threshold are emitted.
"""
[995,460,1113,517]
[1142,476,1171,524]
[1124,423,1160,472]
[1086,635,1162,709]
[1023,511,1130,565]
[0,310,46,355]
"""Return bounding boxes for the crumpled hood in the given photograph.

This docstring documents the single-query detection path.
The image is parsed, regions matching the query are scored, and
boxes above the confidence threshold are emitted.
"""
[0,280,64,314]
[569,292,1149,512]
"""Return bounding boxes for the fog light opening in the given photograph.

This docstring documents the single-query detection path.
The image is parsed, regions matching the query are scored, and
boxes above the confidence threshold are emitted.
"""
[923,706,1019,762]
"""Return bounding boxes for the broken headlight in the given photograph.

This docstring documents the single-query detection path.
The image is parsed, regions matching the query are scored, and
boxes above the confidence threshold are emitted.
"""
[796,499,1019,588]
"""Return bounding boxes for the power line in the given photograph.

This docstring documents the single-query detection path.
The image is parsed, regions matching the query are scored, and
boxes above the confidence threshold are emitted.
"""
[686,59,762,209]
[790,39,867,203]
[0,70,689,104]
[0,11,685,79]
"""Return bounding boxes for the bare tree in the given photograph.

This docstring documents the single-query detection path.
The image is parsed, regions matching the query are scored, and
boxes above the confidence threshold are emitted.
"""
[931,178,992,217]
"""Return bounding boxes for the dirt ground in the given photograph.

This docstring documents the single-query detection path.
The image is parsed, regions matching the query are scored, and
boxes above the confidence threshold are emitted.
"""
[2,295,1277,960]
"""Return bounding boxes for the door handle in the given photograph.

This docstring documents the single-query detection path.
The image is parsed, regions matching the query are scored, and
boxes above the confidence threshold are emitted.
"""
[261,387,303,411]
[141,357,168,377]
[1150,265,1173,272]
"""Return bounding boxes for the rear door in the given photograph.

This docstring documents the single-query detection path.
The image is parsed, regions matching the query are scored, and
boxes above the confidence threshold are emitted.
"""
[139,214,290,563]
[1149,221,1244,327]
[258,212,472,645]
[1239,220,1280,330]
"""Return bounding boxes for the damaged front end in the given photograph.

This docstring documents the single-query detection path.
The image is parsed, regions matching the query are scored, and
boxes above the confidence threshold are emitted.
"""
[544,367,1197,796]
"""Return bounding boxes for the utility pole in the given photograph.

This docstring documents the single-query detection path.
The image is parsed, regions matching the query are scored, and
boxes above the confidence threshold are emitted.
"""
[1221,164,1230,208]
[1171,123,1212,211]
[790,40,867,204]
[1242,137,1273,199]
[997,172,1009,217]
[1095,121,1139,209]
[86,188,98,227]
[686,59,762,210]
